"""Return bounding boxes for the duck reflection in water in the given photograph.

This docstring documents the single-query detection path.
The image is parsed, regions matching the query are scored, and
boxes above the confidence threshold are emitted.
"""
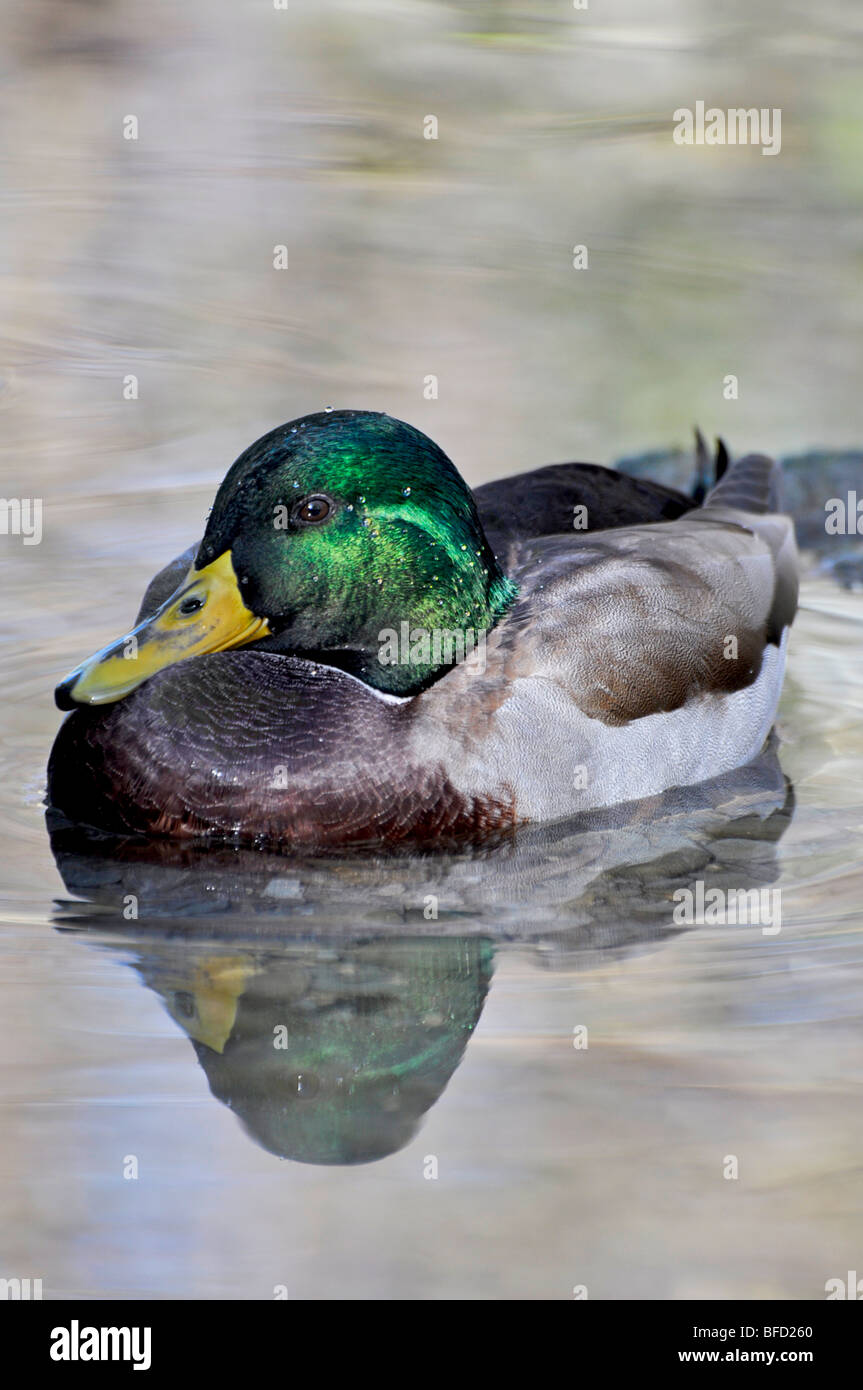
[146,936,493,1166]
[48,739,794,1165]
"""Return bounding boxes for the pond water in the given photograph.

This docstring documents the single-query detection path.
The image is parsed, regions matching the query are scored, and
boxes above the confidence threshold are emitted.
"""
[1,0,862,1300]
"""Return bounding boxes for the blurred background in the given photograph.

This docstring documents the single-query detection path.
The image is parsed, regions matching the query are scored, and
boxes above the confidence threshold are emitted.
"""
[1,0,862,1300]
[3,0,863,491]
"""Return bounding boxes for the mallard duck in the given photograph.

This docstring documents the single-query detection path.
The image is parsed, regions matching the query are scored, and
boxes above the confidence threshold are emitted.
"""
[48,410,798,847]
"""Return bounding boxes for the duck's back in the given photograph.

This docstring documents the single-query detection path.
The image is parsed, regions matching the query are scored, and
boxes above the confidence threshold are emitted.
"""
[473,458,696,549]
[407,454,798,822]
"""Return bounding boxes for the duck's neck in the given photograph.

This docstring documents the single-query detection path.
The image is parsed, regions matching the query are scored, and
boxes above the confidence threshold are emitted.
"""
[267,529,517,696]
[369,551,517,695]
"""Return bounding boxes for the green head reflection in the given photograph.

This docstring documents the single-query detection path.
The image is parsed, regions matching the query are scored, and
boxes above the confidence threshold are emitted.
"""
[139,937,494,1165]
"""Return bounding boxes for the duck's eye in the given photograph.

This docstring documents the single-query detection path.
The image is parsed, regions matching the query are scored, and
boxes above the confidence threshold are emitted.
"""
[295,494,332,525]
[177,594,205,617]
[174,991,197,1019]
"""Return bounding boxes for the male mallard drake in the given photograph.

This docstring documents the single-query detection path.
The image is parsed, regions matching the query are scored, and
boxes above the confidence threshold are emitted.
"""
[48,410,798,847]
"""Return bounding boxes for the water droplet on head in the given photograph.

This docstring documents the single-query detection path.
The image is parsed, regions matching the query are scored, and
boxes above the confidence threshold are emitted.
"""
[402,487,411,496]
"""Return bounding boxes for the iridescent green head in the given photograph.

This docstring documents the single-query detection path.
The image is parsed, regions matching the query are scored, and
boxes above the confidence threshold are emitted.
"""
[56,410,518,707]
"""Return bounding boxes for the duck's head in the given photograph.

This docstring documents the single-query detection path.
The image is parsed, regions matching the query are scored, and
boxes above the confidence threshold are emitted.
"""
[55,410,518,706]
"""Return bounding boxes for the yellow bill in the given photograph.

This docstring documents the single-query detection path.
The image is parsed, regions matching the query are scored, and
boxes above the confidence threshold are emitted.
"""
[55,550,270,709]
[157,953,260,1055]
